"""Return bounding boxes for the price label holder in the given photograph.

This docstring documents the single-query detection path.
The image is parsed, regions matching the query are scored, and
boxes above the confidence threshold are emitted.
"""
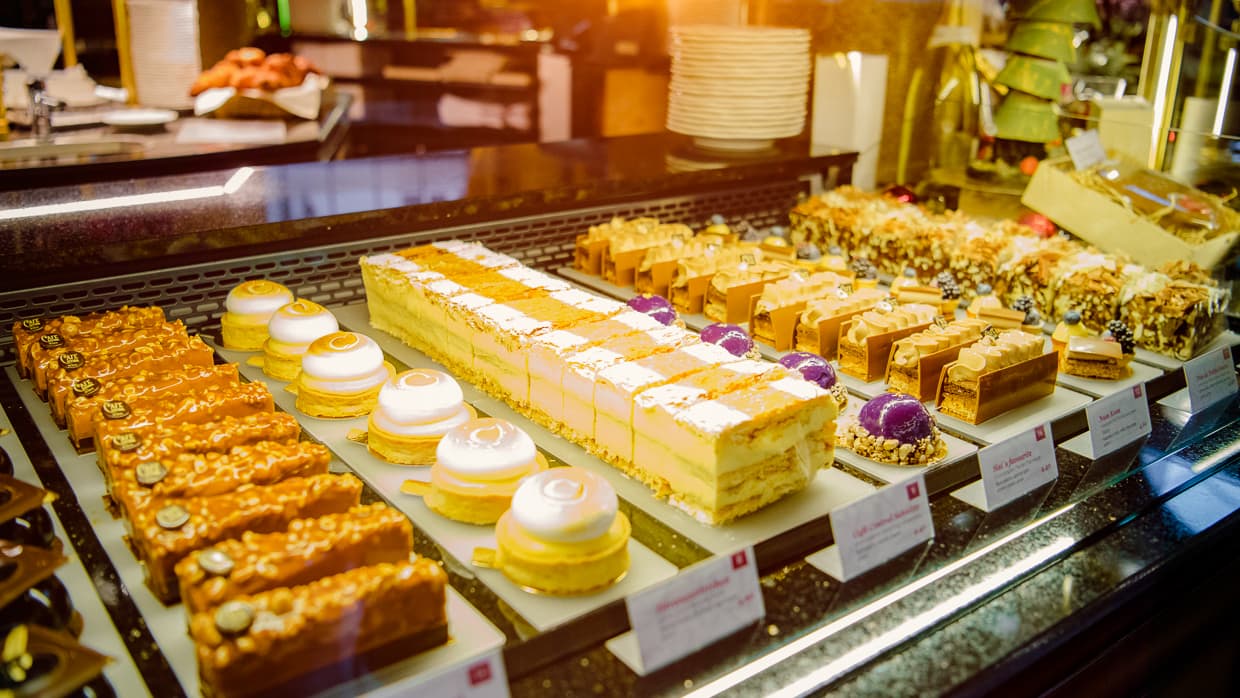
[381,649,510,698]
[1066,129,1107,171]
[806,474,934,582]
[1160,345,1239,414]
[607,547,764,676]
[952,423,1058,512]
[1064,383,1152,459]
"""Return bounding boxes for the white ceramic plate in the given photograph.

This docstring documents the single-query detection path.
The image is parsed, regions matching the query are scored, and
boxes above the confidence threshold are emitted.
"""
[102,108,179,127]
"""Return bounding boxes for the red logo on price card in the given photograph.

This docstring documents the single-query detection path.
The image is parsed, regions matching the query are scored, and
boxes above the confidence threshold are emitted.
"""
[731,551,748,569]
[468,661,492,686]
[1035,425,1047,441]
[1224,347,1231,361]
[906,482,920,500]
[1133,385,1143,399]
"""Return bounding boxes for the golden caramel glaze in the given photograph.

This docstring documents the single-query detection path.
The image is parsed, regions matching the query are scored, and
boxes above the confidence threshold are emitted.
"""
[66,364,241,444]
[175,503,413,614]
[100,412,300,481]
[113,441,332,519]
[506,296,605,328]
[94,382,275,458]
[12,305,166,378]
[444,271,548,302]
[132,473,363,602]
[190,559,447,698]
[31,321,190,392]
[46,334,216,415]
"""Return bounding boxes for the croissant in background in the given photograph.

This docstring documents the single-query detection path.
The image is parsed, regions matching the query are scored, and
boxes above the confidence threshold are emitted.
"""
[190,48,322,96]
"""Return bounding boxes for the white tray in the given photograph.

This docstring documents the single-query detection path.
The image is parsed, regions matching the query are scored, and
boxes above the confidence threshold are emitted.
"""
[5,367,506,697]
[333,303,879,559]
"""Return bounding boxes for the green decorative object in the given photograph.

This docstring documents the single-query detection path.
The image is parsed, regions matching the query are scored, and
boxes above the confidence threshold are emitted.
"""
[994,91,1061,142]
[1010,0,1100,27]
[995,54,1073,100]
[1007,21,1078,63]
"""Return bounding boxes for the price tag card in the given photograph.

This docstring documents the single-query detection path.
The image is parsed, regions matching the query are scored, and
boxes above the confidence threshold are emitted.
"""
[1184,345,1238,413]
[392,650,509,698]
[828,474,934,581]
[979,422,1058,509]
[623,547,764,674]
[1066,129,1107,171]
[1086,383,1152,458]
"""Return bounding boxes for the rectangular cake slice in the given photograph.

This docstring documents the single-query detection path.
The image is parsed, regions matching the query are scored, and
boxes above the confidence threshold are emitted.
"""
[175,503,413,614]
[467,303,554,403]
[626,376,837,524]
[31,320,190,394]
[190,559,447,698]
[13,305,167,379]
[130,473,363,603]
[559,326,698,444]
[593,342,743,465]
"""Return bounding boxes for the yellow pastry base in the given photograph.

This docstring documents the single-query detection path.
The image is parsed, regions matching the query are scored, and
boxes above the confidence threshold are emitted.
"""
[491,511,631,595]
[220,315,268,352]
[424,452,550,525]
[261,349,302,381]
[367,404,478,465]
[295,373,389,419]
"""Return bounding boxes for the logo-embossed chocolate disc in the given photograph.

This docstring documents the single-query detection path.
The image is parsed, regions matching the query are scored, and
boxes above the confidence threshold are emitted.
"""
[20,318,43,332]
[198,548,235,576]
[101,400,131,420]
[215,600,254,634]
[57,351,84,370]
[38,333,63,349]
[156,504,189,529]
[135,462,168,487]
[71,378,100,397]
[112,432,141,452]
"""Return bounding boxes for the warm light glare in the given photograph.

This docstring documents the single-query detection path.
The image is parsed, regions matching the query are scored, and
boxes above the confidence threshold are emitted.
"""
[0,167,254,222]
[1213,49,1236,137]
[1149,14,1178,167]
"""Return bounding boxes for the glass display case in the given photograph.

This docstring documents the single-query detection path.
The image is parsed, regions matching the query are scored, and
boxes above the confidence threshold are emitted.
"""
[0,133,1237,697]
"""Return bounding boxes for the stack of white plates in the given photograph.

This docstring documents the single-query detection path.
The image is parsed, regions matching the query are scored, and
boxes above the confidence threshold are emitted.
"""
[127,0,202,110]
[668,25,811,151]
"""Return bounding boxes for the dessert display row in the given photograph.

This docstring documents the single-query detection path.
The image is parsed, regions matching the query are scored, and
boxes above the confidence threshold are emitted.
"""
[9,306,450,698]
[360,241,842,525]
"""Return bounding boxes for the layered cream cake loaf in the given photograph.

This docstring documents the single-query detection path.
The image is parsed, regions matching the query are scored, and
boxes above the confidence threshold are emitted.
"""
[629,376,838,523]
[593,342,744,465]
[526,311,666,426]
[363,241,838,524]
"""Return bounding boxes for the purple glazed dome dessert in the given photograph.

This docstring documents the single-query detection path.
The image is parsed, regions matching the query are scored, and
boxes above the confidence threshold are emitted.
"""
[838,392,947,465]
[779,351,848,409]
[700,323,758,359]
[626,294,678,326]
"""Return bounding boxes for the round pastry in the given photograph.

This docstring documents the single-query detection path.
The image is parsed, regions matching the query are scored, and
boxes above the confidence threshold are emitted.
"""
[220,280,294,351]
[893,267,919,289]
[426,418,548,524]
[261,300,338,381]
[626,294,678,326]
[779,351,848,409]
[368,369,476,465]
[966,283,1003,318]
[839,392,947,465]
[700,323,757,359]
[849,258,879,289]
[295,332,394,418]
[492,467,630,595]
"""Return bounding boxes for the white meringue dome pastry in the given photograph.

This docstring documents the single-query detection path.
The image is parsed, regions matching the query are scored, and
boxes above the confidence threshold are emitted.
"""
[424,417,548,524]
[367,369,477,465]
[220,280,295,350]
[493,467,630,595]
[294,331,394,418]
[262,300,339,381]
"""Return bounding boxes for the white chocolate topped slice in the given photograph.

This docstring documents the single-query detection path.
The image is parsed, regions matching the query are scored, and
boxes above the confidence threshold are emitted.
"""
[890,318,989,368]
[799,287,888,325]
[224,280,294,325]
[756,271,851,312]
[370,369,471,436]
[947,330,1045,383]
[845,303,938,344]
[299,332,392,395]
[266,301,339,352]
[436,418,539,482]
[509,468,618,543]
